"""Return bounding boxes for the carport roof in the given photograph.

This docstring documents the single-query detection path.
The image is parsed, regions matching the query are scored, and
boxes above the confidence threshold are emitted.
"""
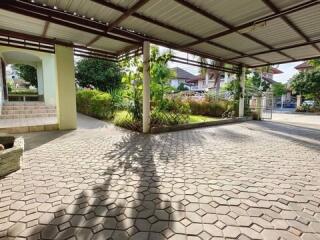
[0,0,319,68]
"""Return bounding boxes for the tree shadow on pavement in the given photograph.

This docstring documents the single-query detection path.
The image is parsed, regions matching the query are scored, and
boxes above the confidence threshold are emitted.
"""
[27,132,191,240]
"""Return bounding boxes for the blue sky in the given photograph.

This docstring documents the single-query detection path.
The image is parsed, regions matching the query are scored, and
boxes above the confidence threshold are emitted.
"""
[272,62,301,83]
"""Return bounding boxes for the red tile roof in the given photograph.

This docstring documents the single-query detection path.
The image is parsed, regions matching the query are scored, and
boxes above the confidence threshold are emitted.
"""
[295,62,312,70]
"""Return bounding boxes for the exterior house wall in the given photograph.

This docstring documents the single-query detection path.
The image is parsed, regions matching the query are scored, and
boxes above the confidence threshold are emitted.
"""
[0,56,4,115]
[0,46,57,106]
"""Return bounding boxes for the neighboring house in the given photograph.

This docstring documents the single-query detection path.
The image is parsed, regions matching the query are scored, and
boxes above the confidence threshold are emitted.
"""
[186,70,235,91]
[169,67,196,89]
[261,67,283,84]
[294,61,312,73]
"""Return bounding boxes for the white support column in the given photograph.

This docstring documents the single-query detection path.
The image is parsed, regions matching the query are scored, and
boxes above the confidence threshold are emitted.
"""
[296,95,302,108]
[143,41,151,133]
[55,44,77,130]
[36,63,44,96]
[239,67,246,117]
[281,94,285,109]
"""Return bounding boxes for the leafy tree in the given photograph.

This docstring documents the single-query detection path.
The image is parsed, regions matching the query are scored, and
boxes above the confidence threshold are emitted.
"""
[272,82,286,97]
[75,58,122,92]
[12,64,37,87]
[119,46,175,119]
[309,58,320,70]
[177,83,189,91]
[120,55,143,120]
[291,70,320,105]
[150,46,175,106]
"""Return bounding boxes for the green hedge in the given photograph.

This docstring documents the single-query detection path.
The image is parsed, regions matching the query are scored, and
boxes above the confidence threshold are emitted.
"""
[76,89,113,119]
[187,99,230,117]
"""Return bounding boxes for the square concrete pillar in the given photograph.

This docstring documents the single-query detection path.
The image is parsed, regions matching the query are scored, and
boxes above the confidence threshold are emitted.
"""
[239,67,246,117]
[36,63,44,96]
[55,45,77,130]
[143,41,151,133]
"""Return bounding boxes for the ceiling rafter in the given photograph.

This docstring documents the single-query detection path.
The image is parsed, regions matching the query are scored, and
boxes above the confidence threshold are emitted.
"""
[226,38,320,61]
[87,0,150,46]
[0,0,241,66]
[42,21,50,37]
[251,55,320,68]
[1,2,140,45]
[261,0,320,53]
[180,0,318,48]
[91,0,268,64]
[174,0,295,61]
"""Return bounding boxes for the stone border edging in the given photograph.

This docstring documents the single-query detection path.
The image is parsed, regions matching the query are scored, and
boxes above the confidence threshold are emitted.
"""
[150,117,252,134]
[0,124,58,134]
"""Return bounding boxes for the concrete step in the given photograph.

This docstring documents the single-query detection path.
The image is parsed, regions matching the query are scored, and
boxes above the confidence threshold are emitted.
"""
[3,101,46,106]
[0,113,56,119]
[2,109,56,114]
[2,105,56,110]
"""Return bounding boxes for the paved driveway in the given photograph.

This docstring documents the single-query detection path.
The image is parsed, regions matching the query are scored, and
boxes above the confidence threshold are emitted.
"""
[1,114,320,239]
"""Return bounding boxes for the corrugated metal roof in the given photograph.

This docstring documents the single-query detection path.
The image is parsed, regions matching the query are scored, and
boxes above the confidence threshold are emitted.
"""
[191,42,241,59]
[0,9,45,36]
[0,0,319,68]
[282,45,319,59]
[90,37,132,53]
[46,23,96,45]
[121,17,194,45]
[137,0,227,37]
[254,52,290,63]
[248,18,302,48]
[189,0,271,26]
[287,4,320,40]
[214,33,269,53]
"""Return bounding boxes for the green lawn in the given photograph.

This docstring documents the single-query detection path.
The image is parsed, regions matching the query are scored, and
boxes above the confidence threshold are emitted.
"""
[113,111,219,126]
[188,115,219,123]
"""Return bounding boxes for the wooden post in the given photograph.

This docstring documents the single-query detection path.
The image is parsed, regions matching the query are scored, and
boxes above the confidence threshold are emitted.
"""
[143,41,151,133]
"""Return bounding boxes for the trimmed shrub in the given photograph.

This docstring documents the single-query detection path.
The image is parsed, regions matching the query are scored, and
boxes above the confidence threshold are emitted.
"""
[76,89,113,119]
[113,111,141,131]
[187,99,231,117]
[90,92,113,119]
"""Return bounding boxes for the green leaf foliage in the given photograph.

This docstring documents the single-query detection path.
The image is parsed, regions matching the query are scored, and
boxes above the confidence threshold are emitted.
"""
[12,64,37,87]
[272,82,286,97]
[76,89,113,119]
[75,58,122,92]
[291,70,320,105]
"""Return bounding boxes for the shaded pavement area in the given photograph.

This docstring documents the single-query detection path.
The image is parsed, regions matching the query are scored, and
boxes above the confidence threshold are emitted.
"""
[1,114,320,239]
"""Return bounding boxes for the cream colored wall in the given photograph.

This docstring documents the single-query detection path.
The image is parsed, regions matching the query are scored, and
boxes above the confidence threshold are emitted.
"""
[0,46,57,106]
[0,56,4,115]
[55,45,77,130]
[36,62,44,95]
[42,56,56,105]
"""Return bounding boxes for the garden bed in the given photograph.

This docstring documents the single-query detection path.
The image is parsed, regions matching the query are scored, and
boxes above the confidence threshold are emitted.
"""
[0,135,24,178]
[150,117,251,133]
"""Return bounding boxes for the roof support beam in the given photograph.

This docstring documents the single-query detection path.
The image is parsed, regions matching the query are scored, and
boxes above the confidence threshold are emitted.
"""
[174,0,295,61]
[0,28,120,58]
[1,1,240,65]
[92,0,268,64]
[251,55,320,68]
[181,0,318,48]
[42,21,50,37]
[1,1,142,44]
[261,0,320,53]
[227,38,320,61]
[87,0,150,46]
